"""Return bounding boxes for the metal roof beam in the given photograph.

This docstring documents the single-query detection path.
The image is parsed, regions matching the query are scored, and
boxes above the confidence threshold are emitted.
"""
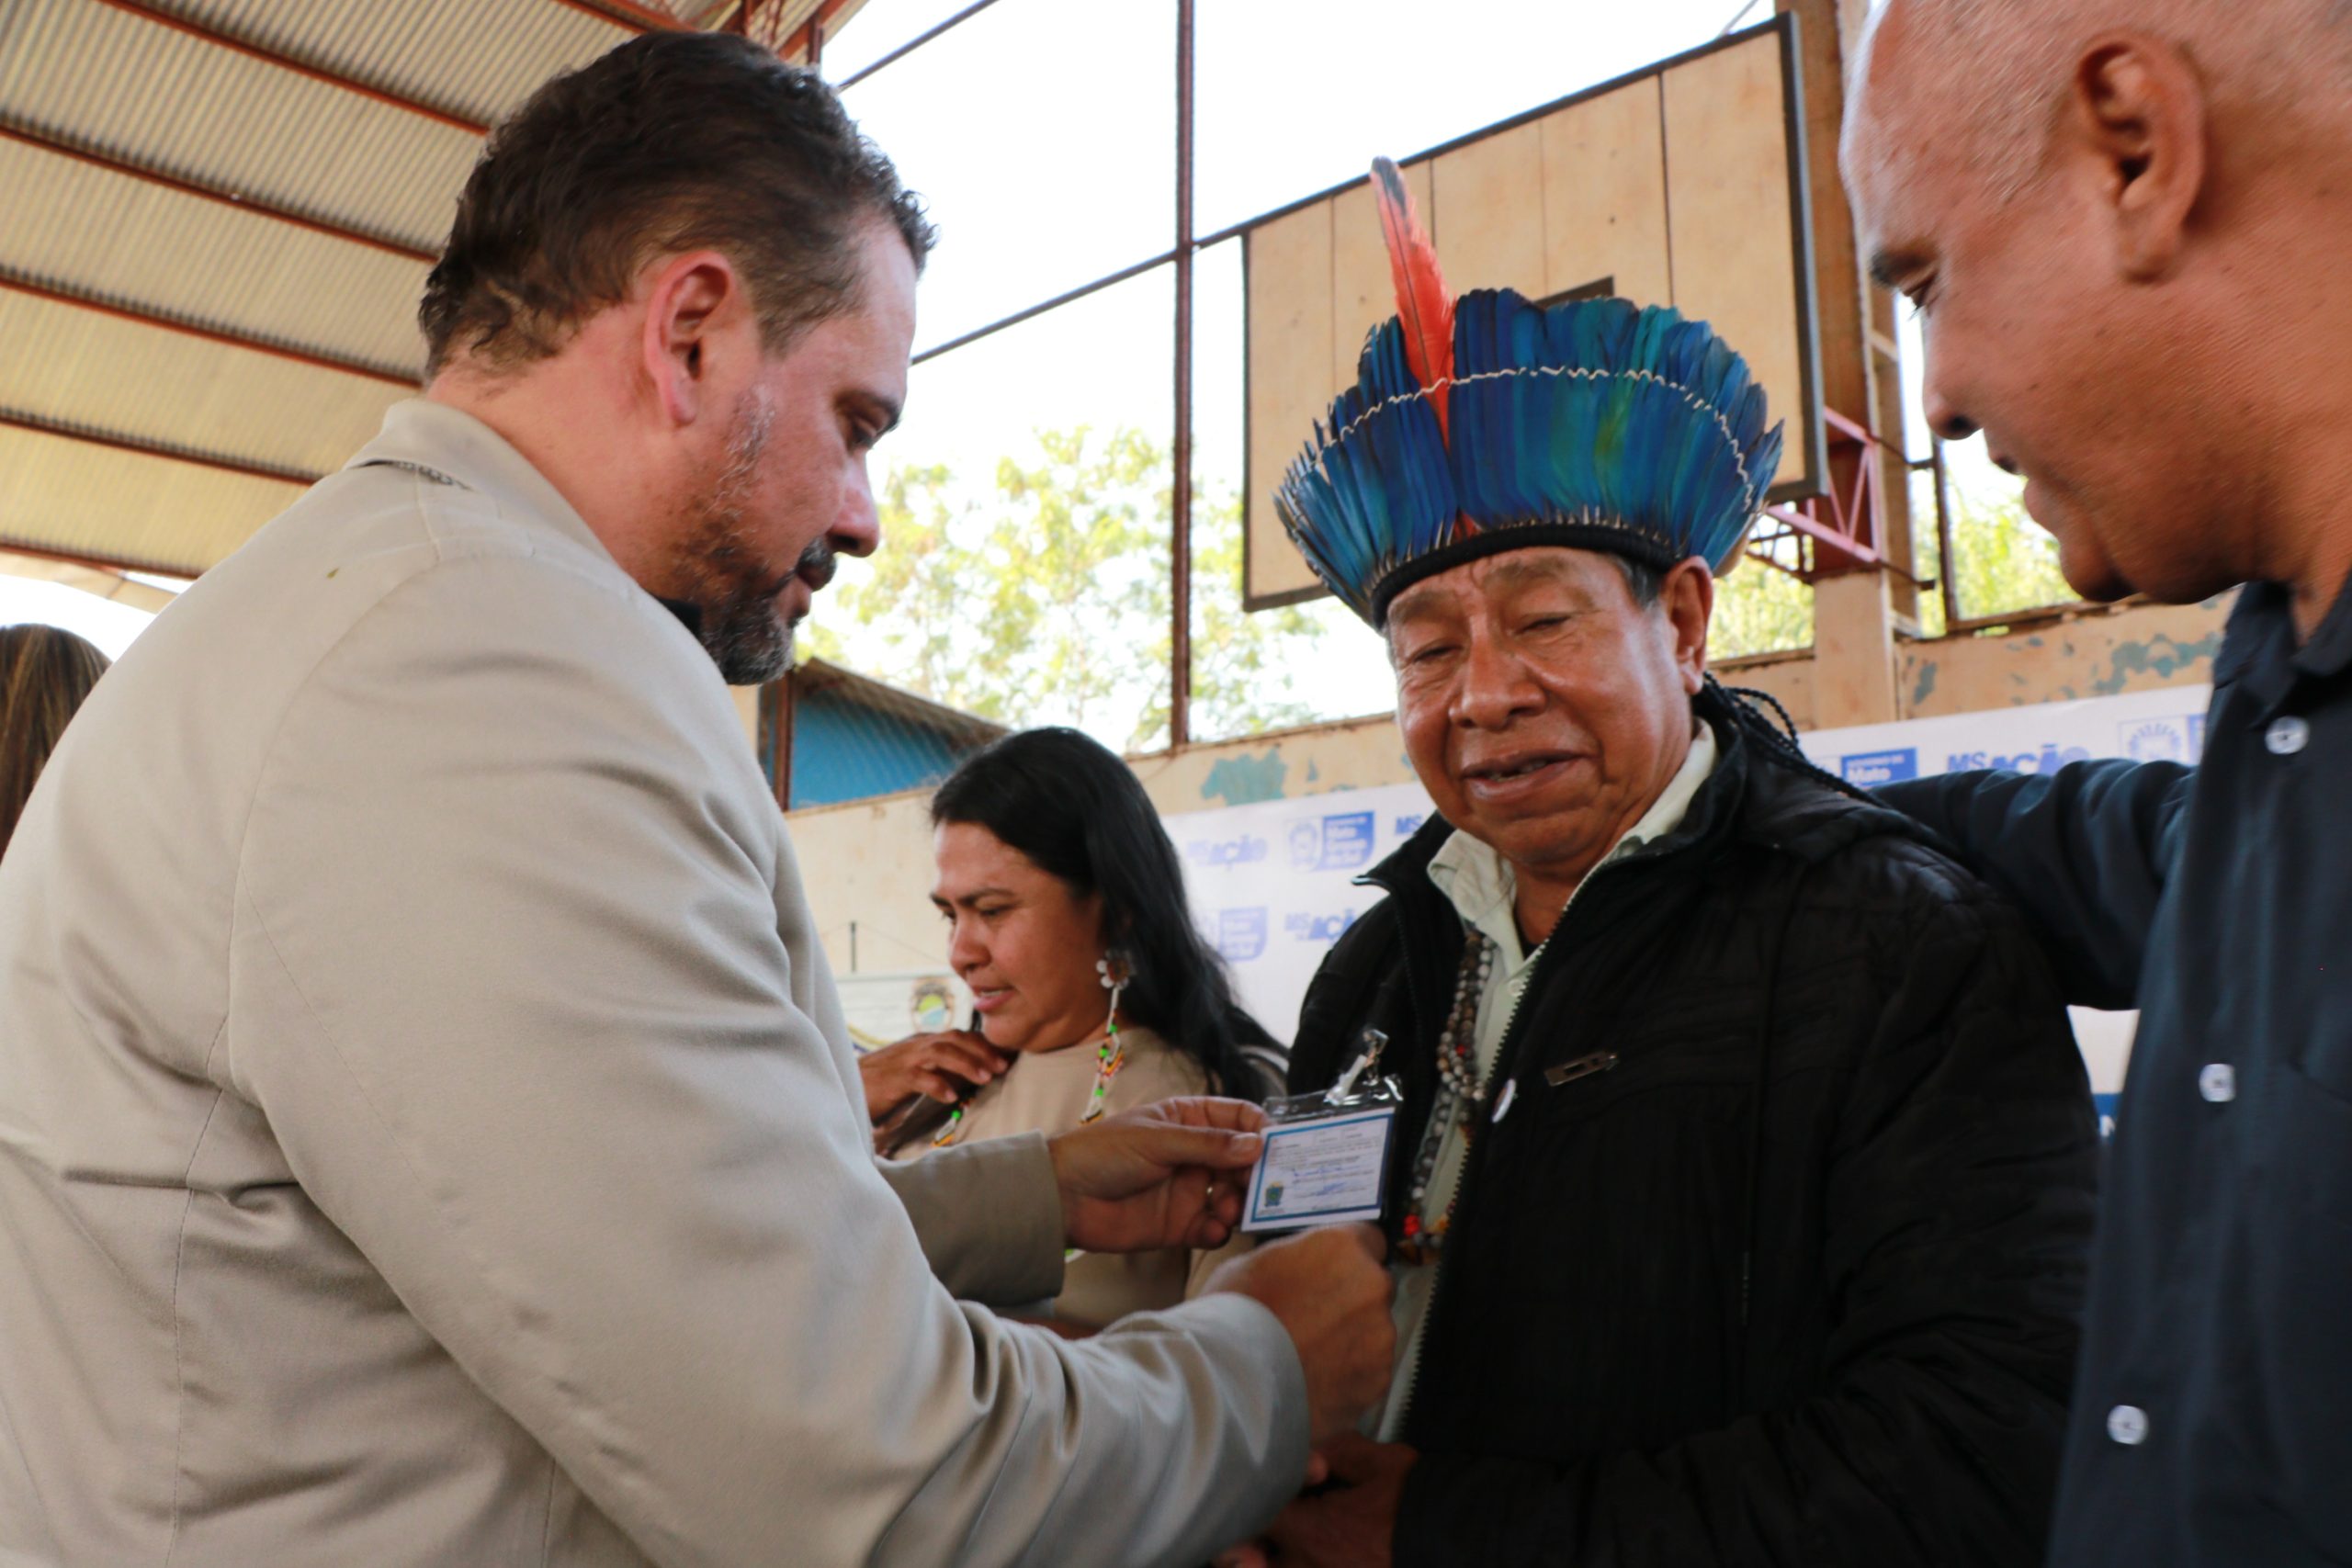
[0,276,420,388]
[90,0,492,136]
[836,0,1001,88]
[545,0,694,30]
[0,537,203,583]
[775,0,854,62]
[0,123,439,265]
[0,409,323,487]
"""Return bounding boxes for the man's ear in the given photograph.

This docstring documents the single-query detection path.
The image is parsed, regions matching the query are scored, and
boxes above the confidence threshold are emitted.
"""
[2070,35,2207,281]
[1662,557,1713,694]
[639,250,743,429]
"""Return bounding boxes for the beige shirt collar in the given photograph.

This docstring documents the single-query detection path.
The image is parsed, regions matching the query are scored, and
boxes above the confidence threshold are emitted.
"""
[344,397,617,568]
[1427,716,1720,970]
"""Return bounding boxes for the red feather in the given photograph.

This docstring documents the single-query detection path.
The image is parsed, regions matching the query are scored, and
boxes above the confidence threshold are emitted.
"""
[1371,156,1454,441]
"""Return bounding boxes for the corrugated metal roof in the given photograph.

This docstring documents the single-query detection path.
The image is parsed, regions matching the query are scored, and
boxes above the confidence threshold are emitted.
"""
[0,289,405,476]
[0,134,430,371]
[0,422,309,574]
[0,0,882,576]
[0,1,481,251]
[796,657,1007,748]
[174,0,630,129]
[784,657,1002,808]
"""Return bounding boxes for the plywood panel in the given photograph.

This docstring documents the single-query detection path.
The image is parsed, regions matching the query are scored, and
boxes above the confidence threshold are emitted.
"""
[1329,160,1434,391]
[1246,202,1336,602]
[1538,77,1672,309]
[1430,118,1546,298]
[1661,32,1806,467]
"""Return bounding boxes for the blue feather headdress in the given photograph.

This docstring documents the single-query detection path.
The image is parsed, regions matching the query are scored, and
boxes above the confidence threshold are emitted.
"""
[1275,158,1784,626]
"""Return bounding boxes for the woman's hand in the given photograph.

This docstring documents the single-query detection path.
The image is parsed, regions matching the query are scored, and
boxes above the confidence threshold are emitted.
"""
[858,1030,1015,1123]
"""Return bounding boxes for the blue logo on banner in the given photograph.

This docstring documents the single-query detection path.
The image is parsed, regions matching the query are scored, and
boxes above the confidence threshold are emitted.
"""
[1319,812,1375,869]
[1839,748,1918,786]
[1394,812,1429,840]
[2120,718,2191,763]
[1186,833,1268,870]
[1216,908,1268,963]
[1945,744,2092,773]
[1284,909,1358,944]
[1288,811,1378,871]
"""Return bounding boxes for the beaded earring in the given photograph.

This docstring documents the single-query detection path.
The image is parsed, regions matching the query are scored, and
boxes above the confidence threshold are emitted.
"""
[1081,949,1135,1125]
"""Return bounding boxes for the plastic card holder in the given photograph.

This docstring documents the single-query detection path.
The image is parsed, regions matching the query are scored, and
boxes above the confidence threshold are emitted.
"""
[1241,1032,1402,1234]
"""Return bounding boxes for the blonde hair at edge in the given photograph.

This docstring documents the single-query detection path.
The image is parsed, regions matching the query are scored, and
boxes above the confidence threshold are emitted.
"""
[0,624,109,858]
[1856,0,2352,201]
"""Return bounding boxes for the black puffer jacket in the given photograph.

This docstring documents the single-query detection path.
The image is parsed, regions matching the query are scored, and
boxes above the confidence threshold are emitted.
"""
[1289,690,2098,1568]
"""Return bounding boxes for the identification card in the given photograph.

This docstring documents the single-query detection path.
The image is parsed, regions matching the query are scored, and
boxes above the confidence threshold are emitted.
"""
[1240,1106,1397,1233]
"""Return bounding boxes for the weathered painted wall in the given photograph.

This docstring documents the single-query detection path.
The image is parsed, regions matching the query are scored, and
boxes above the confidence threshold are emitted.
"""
[786,594,2228,982]
[1901,596,2231,716]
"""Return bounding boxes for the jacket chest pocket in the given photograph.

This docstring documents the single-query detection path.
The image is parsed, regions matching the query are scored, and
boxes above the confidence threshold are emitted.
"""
[1487,1051,1762,1254]
[1468,1071,1762,1428]
[1479,1022,1817,1288]
[1509,1023,1764,1128]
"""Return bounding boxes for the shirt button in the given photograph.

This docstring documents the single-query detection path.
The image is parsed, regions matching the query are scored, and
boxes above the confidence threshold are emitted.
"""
[2108,1404,2149,1446]
[2199,1064,2236,1103]
[2266,716,2311,755]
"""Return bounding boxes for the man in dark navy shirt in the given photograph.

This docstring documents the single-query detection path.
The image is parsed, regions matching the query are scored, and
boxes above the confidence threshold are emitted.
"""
[1844,2,2352,1562]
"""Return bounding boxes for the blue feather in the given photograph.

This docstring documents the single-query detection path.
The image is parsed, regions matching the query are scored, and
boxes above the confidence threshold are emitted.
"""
[1274,287,1785,621]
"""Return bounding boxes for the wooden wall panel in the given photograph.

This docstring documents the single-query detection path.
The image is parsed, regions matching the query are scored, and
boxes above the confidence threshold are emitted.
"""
[1245,202,1336,603]
[1660,33,1805,457]
[1538,78,1671,308]
[1430,118,1546,297]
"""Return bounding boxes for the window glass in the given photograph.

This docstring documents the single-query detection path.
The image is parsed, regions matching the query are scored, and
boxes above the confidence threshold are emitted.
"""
[842,0,1175,353]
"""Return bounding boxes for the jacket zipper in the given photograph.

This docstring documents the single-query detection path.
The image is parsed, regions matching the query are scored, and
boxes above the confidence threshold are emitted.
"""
[1388,854,1630,1436]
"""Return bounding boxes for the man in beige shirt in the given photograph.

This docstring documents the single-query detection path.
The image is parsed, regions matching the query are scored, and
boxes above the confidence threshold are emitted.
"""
[0,32,1391,1568]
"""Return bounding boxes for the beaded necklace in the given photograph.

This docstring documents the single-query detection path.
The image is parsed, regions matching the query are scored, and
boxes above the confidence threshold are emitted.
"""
[932,956,1130,1149]
[1396,931,1502,1265]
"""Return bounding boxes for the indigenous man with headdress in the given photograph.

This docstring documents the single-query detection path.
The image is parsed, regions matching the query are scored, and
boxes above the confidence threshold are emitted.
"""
[1239,163,2102,1567]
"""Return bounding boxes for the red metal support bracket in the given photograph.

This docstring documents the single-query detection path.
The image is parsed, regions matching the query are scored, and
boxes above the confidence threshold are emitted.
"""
[773,0,854,62]
[1748,405,1887,580]
[544,0,691,31]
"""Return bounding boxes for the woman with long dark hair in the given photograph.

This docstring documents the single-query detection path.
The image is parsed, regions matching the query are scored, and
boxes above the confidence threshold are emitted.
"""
[0,625,110,862]
[863,727,1275,1329]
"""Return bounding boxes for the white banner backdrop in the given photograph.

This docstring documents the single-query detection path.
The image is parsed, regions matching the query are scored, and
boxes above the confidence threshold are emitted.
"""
[1169,683,2212,1131]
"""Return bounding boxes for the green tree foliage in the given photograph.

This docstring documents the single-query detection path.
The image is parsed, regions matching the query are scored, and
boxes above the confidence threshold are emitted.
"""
[803,426,1326,751]
[1946,483,2075,627]
[1708,554,1814,661]
[1904,461,2075,635]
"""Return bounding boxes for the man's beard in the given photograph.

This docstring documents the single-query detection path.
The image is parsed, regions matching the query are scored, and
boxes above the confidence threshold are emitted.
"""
[666,389,831,686]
